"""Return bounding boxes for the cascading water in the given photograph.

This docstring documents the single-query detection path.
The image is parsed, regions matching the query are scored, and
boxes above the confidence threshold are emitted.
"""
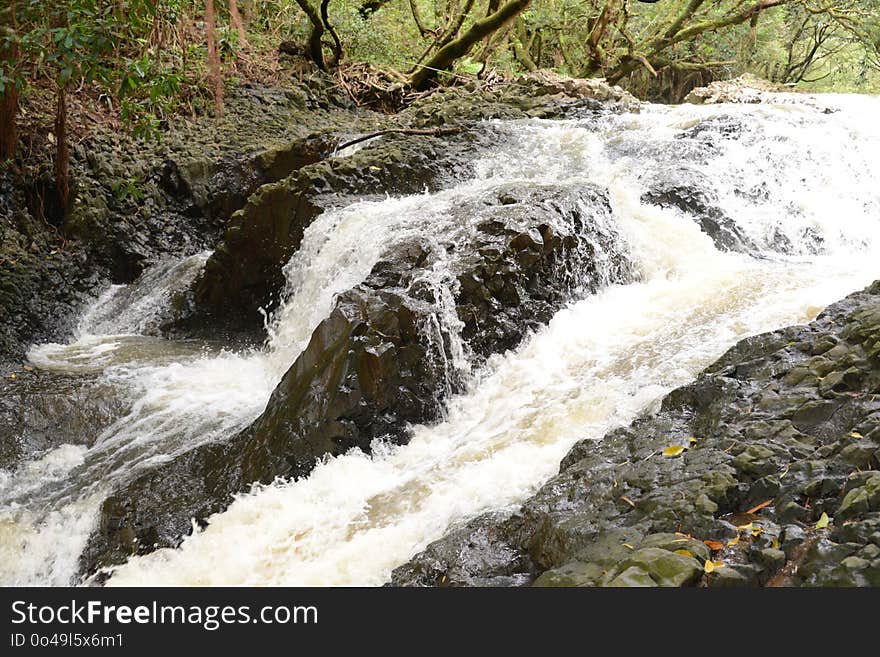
[2,92,879,586]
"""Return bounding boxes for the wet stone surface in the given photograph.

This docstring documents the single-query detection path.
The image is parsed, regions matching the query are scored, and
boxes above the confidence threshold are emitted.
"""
[391,281,880,587]
[81,183,637,575]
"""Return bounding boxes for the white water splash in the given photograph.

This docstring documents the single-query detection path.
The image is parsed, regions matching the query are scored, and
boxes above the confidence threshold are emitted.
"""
[106,93,880,586]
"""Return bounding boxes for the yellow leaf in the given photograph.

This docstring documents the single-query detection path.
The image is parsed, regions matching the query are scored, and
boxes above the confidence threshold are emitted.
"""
[620,496,636,508]
[674,549,693,558]
[704,560,725,574]
[662,445,687,457]
[622,543,634,550]
[727,536,740,547]
[7,373,16,380]
[703,539,724,551]
[850,432,863,439]
[815,512,831,529]
[736,522,754,532]
[689,437,698,445]
[771,537,780,550]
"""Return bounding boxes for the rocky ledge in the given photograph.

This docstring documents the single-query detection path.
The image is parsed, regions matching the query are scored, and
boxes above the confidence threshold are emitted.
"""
[170,71,639,337]
[82,183,636,575]
[0,81,376,363]
[392,280,880,587]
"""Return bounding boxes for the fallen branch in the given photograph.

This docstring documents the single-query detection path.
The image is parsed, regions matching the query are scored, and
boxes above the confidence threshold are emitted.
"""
[335,127,463,153]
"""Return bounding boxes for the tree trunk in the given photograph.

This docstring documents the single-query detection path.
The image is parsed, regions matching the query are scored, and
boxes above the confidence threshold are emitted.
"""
[320,0,343,66]
[0,41,18,160]
[409,0,533,89]
[293,0,326,70]
[206,0,224,116]
[229,0,249,47]
[54,84,70,211]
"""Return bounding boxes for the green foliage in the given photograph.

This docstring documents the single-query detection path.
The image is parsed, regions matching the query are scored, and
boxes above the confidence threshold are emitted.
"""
[118,54,186,138]
[6,0,117,90]
[111,176,144,201]
[3,0,217,138]
[3,0,878,157]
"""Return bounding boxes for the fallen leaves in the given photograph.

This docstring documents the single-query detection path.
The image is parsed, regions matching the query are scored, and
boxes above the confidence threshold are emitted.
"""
[704,560,725,574]
[620,496,636,508]
[674,549,694,558]
[662,444,687,457]
[815,512,831,529]
[703,539,724,551]
[849,431,863,439]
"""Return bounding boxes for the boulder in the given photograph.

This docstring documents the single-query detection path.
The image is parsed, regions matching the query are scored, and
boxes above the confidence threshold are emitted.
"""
[0,371,126,470]
[82,183,636,574]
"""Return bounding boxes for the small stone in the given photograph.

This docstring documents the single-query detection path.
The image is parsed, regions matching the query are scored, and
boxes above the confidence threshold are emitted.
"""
[840,556,870,570]
[755,548,786,572]
[858,544,880,560]
[781,524,807,552]
[707,563,758,588]
[840,442,877,468]
[778,501,809,523]
[694,493,719,515]
[607,566,658,587]
[613,548,703,587]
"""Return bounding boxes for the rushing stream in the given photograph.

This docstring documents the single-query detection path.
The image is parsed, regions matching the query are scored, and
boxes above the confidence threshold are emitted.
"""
[2,92,879,586]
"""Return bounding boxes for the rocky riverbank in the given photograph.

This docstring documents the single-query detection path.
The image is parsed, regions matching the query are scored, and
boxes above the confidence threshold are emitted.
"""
[392,281,880,587]
[0,79,378,363]
[5,69,876,588]
[0,70,642,577]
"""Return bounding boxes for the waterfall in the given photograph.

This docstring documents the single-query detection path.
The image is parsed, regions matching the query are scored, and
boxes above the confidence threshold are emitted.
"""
[2,92,879,586]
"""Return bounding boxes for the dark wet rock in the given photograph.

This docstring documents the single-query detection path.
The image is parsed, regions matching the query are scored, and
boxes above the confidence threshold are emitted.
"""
[679,115,746,142]
[171,74,639,337]
[1,82,376,475]
[0,371,126,470]
[0,83,371,362]
[82,183,637,574]
[641,169,755,253]
[401,71,638,128]
[391,280,880,587]
[178,130,480,334]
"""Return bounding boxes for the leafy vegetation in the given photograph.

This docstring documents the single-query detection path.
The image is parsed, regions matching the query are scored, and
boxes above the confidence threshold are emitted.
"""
[1,1,878,207]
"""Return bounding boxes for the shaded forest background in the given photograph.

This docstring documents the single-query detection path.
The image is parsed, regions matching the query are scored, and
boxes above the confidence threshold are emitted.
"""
[1,0,879,204]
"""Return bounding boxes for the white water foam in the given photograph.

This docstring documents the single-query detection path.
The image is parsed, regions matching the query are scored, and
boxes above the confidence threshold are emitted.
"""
[106,94,880,585]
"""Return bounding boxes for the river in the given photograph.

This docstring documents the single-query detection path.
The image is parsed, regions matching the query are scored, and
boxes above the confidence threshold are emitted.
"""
[2,92,879,585]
